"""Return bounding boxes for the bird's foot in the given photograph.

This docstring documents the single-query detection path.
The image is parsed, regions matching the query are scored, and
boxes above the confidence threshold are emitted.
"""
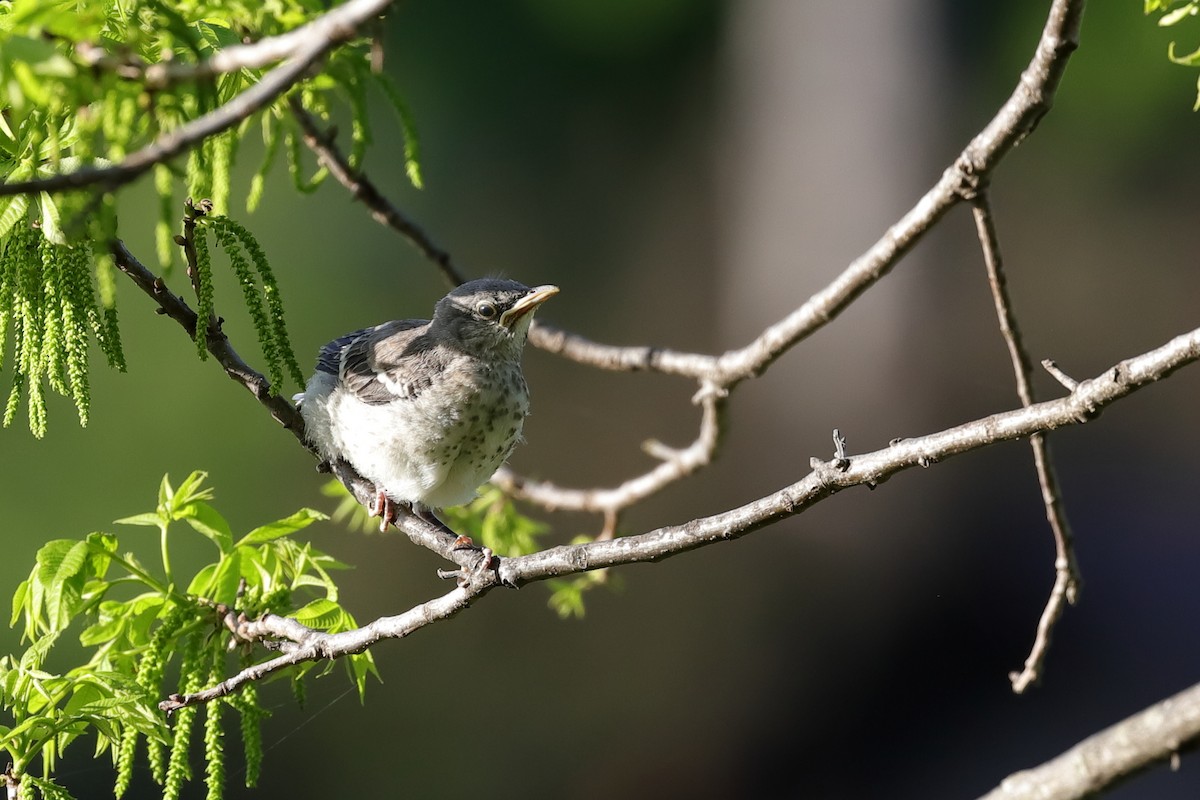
[436,547,500,588]
[370,491,400,532]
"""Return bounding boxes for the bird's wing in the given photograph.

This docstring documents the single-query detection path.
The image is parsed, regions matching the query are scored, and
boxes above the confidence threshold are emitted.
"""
[322,320,445,406]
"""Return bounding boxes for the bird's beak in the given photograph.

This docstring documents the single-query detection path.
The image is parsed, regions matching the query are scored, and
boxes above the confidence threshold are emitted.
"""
[500,284,559,329]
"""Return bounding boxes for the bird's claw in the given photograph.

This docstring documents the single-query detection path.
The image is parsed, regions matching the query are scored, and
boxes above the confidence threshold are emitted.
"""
[370,491,399,532]
[436,547,499,587]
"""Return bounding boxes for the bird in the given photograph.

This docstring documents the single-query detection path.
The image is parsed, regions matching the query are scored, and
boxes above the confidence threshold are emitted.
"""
[297,278,559,533]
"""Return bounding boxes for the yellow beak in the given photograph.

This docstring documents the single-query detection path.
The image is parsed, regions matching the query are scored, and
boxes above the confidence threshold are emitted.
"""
[500,284,559,329]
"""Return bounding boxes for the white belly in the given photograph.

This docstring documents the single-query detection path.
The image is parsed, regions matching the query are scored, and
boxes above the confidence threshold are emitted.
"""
[301,363,528,509]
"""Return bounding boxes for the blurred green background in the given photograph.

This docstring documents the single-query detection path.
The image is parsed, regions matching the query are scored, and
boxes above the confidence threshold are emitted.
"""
[4,0,1200,797]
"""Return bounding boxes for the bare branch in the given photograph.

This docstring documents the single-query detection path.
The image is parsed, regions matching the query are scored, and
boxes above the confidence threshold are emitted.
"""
[1042,358,1079,390]
[491,385,726,514]
[530,0,1085,383]
[287,99,466,289]
[500,326,1200,584]
[168,324,1200,710]
[971,194,1081,694]
[977,678,1200,800]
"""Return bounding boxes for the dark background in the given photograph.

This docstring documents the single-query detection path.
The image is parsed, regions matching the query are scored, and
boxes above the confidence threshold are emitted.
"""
[3,1,1199,798]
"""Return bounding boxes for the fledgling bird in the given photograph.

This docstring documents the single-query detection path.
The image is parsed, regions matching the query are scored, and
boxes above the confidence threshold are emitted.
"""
[298,278,559,531]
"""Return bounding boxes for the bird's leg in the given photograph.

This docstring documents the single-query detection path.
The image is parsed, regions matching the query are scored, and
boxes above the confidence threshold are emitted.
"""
[412,505,476,549]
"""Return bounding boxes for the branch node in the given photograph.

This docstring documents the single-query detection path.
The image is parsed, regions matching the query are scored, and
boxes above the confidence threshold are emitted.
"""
[952,153,989,201]
[691,382,727,406]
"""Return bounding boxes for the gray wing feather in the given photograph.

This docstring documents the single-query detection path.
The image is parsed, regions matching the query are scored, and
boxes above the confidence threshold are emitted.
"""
[320,320,445,406]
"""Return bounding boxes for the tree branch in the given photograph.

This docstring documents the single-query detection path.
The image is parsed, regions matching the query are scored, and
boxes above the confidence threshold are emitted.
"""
[977,679,1200,800]
[491,383,727,515]
[163,324,1200,710]
[971,194,1081,694]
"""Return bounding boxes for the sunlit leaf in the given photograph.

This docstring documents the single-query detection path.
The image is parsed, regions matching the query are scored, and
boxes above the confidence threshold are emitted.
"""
[237,508,327,546]
[179,501,234,551]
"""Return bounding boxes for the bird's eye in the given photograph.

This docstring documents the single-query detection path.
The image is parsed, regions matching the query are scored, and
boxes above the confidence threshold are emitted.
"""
[476,302,498,320]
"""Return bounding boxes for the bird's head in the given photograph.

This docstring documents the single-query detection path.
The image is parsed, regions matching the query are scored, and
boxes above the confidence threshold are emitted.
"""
[432,278,559,356]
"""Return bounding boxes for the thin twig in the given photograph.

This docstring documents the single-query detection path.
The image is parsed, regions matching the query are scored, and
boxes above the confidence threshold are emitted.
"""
[490,386,726,514]
[1042,358,1078,390]
[971,194,1081,694]
[287,100,466,289]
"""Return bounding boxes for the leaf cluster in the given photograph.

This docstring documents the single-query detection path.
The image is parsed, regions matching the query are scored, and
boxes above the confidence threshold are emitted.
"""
[2,471,375,800]
[0,0,422,253]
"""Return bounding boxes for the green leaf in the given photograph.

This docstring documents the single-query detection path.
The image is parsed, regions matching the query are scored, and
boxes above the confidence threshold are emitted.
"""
[375,74,424,189]
[237,508,327,546]
[347,651,379,703]
[10,578,30,628]
[1160,2,1199,25]
[170,470,214,513]
[84,531,118,579]
[38,192,65,245]
[209,550,243,607]
[158,473,175,508]
[290,598,342,629]
[78,614,124,647]
[187,563,218,597]
[114,512,164,528]
[179,501,234,551]
[0,193,30,240]
[0,34,75,78]
[37,539,89,632]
